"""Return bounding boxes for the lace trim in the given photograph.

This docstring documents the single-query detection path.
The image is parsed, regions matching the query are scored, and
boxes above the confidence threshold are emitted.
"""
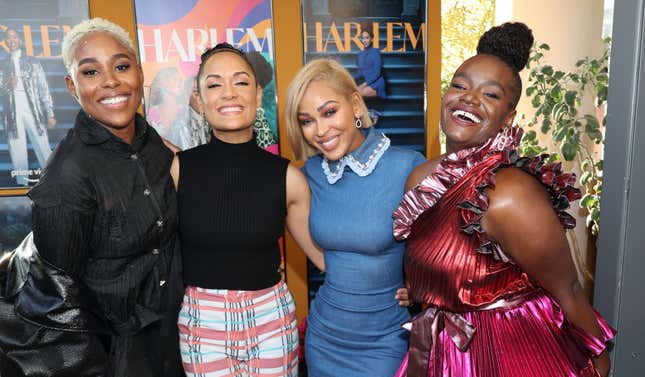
[322,132,390,184]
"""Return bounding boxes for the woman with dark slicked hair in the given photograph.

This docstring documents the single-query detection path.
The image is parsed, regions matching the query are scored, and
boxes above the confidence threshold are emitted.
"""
[393,22,615,377]
[172,43,324,377]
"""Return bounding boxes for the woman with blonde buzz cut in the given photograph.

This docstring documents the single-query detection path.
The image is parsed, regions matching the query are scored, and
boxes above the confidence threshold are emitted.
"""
[0,18,184,377]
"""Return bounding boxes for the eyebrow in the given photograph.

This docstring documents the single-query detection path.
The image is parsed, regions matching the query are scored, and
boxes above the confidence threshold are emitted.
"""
[453,72,506,93]
[316,100,339,112]
[77,53,134,67]
[297,100,340,117]
[204,71,251,80]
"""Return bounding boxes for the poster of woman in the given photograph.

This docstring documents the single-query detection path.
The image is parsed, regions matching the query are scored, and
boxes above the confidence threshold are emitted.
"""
[0,0,88,188]
[134,0,279,153]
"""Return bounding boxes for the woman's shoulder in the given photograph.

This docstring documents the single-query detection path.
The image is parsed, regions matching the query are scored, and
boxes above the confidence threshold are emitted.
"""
[404,154,442,191]
[28,134,95,208]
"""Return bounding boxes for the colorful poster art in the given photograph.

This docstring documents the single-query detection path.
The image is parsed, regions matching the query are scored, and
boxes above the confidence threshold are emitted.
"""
[301,0,426,154]
[0,0,89,188]
[134,0,279,154]
[0,195,31,255]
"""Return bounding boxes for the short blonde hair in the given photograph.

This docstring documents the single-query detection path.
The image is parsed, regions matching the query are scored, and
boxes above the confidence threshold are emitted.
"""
[285,59,372,161]
[62,17,135,75]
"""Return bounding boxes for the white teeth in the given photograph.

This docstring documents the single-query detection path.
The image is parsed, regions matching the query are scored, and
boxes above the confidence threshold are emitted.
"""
[100,95,128,105]
[220,106,242,114]
[452,109,481,124]
[321,136,338,147]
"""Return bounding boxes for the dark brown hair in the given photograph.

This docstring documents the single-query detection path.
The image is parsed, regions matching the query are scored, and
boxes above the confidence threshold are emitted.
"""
[196,43,257,93]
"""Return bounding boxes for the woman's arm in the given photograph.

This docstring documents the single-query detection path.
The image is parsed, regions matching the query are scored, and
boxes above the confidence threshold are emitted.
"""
[28,162,96,276]
[285,163,325,271]
[483,167,610,376]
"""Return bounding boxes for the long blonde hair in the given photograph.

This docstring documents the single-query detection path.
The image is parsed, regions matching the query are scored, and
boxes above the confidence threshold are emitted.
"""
[285,59,372,161]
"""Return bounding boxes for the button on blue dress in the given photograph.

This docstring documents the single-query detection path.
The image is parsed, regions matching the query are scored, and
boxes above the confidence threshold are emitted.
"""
[302,128,425,377]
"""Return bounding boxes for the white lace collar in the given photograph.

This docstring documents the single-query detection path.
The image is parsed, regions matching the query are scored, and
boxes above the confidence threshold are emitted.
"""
[321,127,390,184]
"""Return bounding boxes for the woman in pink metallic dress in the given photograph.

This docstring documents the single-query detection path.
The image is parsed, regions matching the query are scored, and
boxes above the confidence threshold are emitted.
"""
[392,22,615,377]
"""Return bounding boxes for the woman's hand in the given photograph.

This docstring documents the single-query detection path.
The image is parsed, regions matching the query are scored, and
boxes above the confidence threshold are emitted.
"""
[594,350,610,377]
[395,287,412,307]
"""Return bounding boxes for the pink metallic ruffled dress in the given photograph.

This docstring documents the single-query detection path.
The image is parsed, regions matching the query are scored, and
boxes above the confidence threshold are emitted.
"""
[392,127,615,377]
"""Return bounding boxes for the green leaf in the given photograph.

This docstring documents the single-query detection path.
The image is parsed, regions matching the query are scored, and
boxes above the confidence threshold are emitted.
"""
[542,101,554,118]
[594,181,603,194]
[542,65,554,76]
[531,94,542,108]
[562,142,577,161]
[596,86,608,105]
[539,43,550,50]
[584,114,600,130]
[565,91,577,108]
[570,73,580,83]
[553,127,566,142]
[581,159,590,171]
[553,71,566,80]
[541,118,552,134]
[595,160,604,170]
[580,194,597,209]
[525,130,537,140]
[591,207,601,222]
[553,102,565,121]
[576,59,586,67]
[581,171,592,185]
[549,84,563,101]
[526,86,536,97]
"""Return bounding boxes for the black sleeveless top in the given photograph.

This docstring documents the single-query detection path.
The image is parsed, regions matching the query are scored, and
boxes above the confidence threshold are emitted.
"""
[177,135,289,290]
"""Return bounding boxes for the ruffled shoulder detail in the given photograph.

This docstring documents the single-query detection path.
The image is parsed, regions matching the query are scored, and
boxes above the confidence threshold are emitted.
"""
[393,127,523,240]
[458,152,582,262]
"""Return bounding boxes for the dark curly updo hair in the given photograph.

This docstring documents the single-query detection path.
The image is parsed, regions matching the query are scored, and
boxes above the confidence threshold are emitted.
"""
[196,43,257,94]
[476,22,534,107]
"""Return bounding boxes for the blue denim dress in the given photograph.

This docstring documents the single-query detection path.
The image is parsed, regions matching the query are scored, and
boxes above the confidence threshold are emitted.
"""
[302,128,425,377]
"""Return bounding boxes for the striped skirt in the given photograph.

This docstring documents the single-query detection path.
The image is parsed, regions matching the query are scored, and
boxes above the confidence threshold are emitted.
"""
[178,280,298,377]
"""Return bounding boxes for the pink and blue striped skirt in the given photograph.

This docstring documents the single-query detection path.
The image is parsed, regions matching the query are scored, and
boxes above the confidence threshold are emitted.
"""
[178,280,298,377]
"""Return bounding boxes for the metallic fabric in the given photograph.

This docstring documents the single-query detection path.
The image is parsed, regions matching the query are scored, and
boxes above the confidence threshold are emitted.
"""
[392,127,615,376]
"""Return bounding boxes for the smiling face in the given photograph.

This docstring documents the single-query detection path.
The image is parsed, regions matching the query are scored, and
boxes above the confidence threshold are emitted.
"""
[360,31,372,49]
[441,54,517,153]
[297,79,364,161]
[5,29,21,52]
[65,32,143,140]
[198,51,260,143]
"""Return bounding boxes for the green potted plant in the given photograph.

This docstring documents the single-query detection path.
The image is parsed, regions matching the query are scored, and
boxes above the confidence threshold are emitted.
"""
[519,39,610,236]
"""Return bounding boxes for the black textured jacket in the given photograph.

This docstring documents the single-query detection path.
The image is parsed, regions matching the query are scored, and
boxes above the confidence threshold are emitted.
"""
[0,110,184,377]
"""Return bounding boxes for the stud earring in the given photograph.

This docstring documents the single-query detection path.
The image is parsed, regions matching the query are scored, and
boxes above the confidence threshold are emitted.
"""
[355,117,362,129]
